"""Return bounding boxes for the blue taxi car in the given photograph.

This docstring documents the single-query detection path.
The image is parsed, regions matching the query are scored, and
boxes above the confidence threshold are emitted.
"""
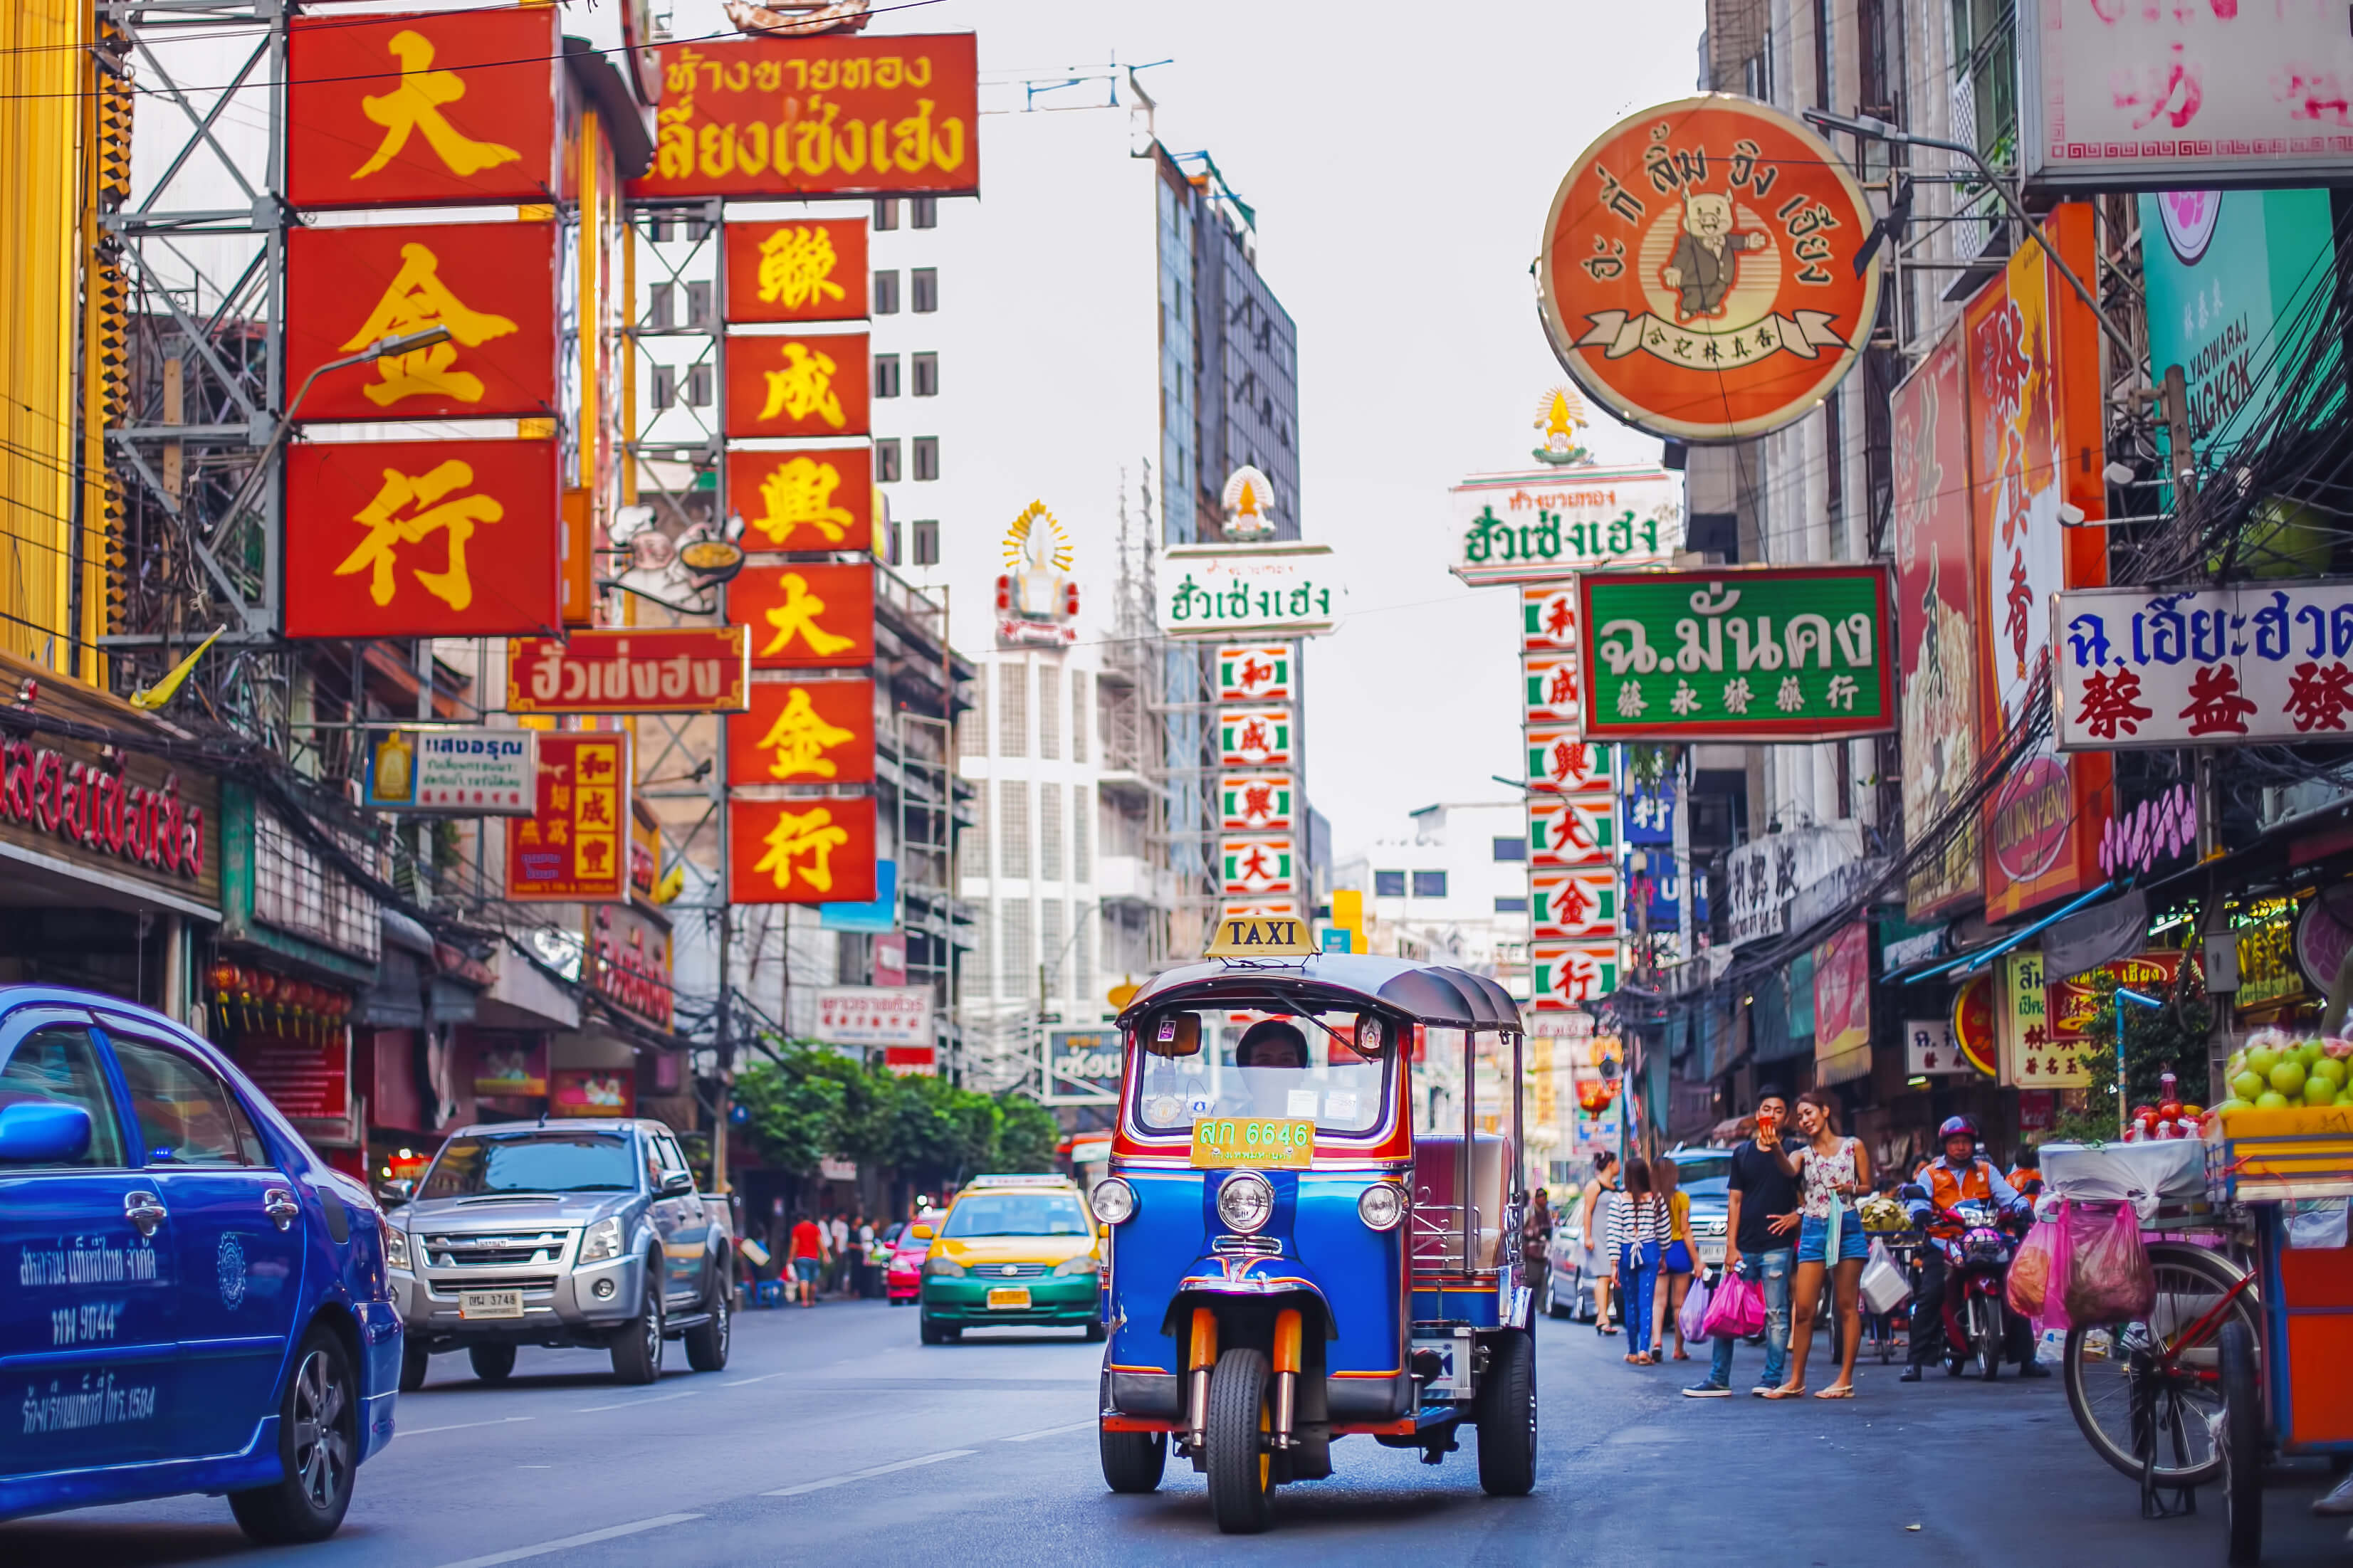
[0,987,400,1542]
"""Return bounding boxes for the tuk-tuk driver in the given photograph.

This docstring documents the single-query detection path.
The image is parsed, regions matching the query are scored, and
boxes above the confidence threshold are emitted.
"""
[1222,1019,1314,1117]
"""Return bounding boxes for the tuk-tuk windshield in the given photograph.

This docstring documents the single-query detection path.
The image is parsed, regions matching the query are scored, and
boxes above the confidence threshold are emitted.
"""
[1131,1009,1392,1136]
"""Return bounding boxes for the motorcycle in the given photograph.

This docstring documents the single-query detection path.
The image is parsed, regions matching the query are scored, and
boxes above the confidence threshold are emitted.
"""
[1927,1199,2025,1380]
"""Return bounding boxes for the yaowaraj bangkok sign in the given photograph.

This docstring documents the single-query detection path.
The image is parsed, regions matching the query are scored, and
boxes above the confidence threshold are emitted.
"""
[1536,94,1881,444]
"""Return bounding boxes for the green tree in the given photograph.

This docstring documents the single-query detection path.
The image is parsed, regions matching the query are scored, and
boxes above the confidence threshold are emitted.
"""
[2050,964,2213,1145]
[992,1091,1062,1171]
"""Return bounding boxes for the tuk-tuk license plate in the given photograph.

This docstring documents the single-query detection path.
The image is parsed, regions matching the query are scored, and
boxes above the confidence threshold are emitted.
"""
[1190,1117,1314,1169]
[986,1286,1031,1310]
[460,1289,524,1320]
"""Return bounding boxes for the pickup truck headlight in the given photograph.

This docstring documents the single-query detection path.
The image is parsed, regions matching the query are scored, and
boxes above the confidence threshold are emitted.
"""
[924,1256,966,1278]
[1052,1255,1100,1276]
[383,1224,411,1271]
[580,1216,624,1264]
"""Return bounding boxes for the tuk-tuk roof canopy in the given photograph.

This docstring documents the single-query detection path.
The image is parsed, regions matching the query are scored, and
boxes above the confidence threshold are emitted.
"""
[1114,954,1524,1033]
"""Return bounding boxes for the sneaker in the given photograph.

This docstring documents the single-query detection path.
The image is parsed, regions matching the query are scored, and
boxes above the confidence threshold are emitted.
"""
[2313,1471,2353,1517]
[1683,1382,1732,1398]
[1749,1384,1777,1396]
[1898,1364,1923,1382]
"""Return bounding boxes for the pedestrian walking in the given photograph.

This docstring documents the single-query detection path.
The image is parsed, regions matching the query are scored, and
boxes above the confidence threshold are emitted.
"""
[788,1210,827,1307]
[1686,1088,1802,1398]
[1610,1156,1665,1364]
[1766,1089,1872,1399]
[1650,1154,1697,1362]
[1523,1186,1553,1281]
[856,1215,879,1298]
[1580,1152,1622,1335]
[828,1212,851,1296]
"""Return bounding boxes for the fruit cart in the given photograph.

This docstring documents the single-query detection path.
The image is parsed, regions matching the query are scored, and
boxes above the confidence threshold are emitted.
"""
[2203,1105,2353,1565]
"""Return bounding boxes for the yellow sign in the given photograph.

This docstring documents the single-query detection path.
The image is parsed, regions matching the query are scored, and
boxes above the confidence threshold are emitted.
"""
[1190,1117,1314,1169]
[1107,978,1141,1010]
[1205,917,1318,959]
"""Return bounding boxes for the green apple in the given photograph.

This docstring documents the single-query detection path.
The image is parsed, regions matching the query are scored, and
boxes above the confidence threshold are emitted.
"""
[2305,1079,2340,1107]
[2258,1090,2292,1109]
[2247,1046,2283,1079]
[2233,1070,2268,1102]
[2300,1040,2326,1068]
[2311,1058,2348,1091]
[2213,1098,2253,1117]
[2272,1060,2309,1097]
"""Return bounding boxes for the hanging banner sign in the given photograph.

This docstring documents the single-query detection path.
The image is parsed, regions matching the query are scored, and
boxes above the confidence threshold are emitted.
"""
[727,678,876,786]
[724,332,871,440]
[1533,866,1618,940]
[1452,465,1686,586]
[729,562,876,670]
[1532,940,1620,1011]
[505,732,632,903]
[1904,1018,1975,1078]
[1524,729,1613,794]
[728,795,878,905]
[1217,707,1294,769]
[506,627,750,714]
[1522,583,1581,653]
[1523,651,1585,727]
[363,727,536,814]
[1216,645,1294,703]
[1157,542,1339,639]
[730,446,875,554]
[2055,581,2353,748]
[724,218,869,323]
[1998,949,2089,1089]
[1530,793,1614,865]
[1536,93,1881,443]
[1220,837,1298,896]
[585,903,675,1030]
[1220,774,1295,833]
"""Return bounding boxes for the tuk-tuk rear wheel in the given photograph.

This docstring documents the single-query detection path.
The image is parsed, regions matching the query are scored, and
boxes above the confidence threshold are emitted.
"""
[1475,1328,1537,1497]
[1206,1347,1276,1534]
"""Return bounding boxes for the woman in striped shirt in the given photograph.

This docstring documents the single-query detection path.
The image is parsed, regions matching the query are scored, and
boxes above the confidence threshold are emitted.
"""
[1609,1157,1666,1364]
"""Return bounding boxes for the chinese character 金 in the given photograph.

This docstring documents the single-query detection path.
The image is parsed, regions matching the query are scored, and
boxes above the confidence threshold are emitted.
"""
[339,242,518,406]
[758,687,856,779]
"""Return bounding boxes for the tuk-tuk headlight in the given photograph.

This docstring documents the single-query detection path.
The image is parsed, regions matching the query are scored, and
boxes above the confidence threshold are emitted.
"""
[1217,1171,1275,1234]
[1357,1182,1405,1231]
[1089,1178,1136,1226]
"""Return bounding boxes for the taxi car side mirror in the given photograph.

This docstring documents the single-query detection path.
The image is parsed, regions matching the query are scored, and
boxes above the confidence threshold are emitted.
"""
[911,1224,935,1241]
[0,1101,92,1164]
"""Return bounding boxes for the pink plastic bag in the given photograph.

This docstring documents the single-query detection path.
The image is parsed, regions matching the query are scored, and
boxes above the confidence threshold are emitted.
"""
[1677,1274,1714,1344]
[1699,1268,1766,1339]
[2006,1218,2058,1322]
[2060,1200,2156,1327]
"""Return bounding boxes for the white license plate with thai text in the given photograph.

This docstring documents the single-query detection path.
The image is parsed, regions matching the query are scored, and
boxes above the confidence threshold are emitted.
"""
[461,1289,524,1320]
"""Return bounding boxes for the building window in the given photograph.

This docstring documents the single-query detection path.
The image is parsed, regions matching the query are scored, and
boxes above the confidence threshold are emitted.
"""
[644,282,674,330]
[684,363,712,407]
[1038,665,1061,759]
[960,780,989,870]
[1413,870,1448,899]
[1000,898,1032,994]
[913,437,939,480]
[1040,783,1063,880]
[1494,895,1529,914]
[872,270,900,314]
[911,352,938,396]
[1373,870,1406,898]
[873,196,899,230]
[1000,781,1031,878]
[683,280,713,326]
[1493,836,1527,862]
[874,439,902,483]
[913,519,939,567]
[911,268,938,312]
[1072,786,1091,881]
[884,520,902,566]
[958,685,986,757]
[911,196,938,228]
[1074,905,1093,1004]
[650,364,675,410]
[1042,899,1063,992]
[997,661,1027,757]
[874,354,901,398]
[1071,673,1089,763]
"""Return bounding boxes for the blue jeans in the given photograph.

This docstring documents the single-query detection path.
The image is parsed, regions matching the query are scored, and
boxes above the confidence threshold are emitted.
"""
[1707,1248,1793,1388]
[1619,1241,1661,1356]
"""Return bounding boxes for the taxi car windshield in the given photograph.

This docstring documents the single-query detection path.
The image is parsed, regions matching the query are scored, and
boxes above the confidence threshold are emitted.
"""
[419,1132,636,1197]
[941,1193,1089,1238]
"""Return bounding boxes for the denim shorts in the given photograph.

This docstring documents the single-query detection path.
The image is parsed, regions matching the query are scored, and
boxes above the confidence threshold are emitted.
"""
[1797,1214,1867,1264]
[1660,1240,1694,1275]
[792,1257,822,1282]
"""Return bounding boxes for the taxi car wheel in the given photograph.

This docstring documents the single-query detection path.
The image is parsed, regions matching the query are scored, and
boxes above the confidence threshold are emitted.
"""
[1084,1319,1107,1342]
[610,1274,665,1384]
[399,1340,430,1392]
[1474,1328,1538,1498]
[1206,1347,1276,1534]
[468,1343,517,1383]
[228,1327,358,1545]
[1099,1424,1167,1493]
[685,1273,732,1372]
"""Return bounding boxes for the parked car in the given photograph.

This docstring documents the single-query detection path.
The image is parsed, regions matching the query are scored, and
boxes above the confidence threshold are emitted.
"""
[1540,1148,1736,1321]
[385,1119,732,1387]
[0,987,400,1543]
[885,1219,930,1305]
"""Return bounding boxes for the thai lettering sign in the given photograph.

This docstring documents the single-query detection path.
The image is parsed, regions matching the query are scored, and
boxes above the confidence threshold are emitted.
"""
[1576,566,1895,740]
[1449,465,1684,585]
[2045,950,2184,1046]
[724,218,869,323]
[729,446,874,554]
[1156,542,1338,638]
[728,562,876,670]
[814,986,932,1048]
[1536,95,1881,443]
[2055,581,2353,747]
[724,332,870,440]
[629,34,980,199]
[504,733,631,903]
[0,738,212,893]
[585,902,674,1029]
[506,628,750,714]
[1905,1018,1974,1078]
[363,727,535,814]
[1045,1029,1121,1104]
[728,796,878,905]
[727,678,875,786]
[1998,949,2087,1089]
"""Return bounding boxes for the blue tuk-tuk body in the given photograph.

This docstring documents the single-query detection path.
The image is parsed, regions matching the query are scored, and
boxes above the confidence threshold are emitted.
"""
[1089,952,1536,1533]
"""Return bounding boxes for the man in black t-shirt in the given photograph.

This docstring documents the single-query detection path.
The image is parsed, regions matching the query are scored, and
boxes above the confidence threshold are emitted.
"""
[1686,1090,1803,1398]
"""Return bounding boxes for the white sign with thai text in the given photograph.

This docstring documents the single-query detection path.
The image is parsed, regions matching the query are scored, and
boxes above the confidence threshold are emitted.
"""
[2054,582,2353,749]
[814,985,932,1048]
[1156,542,1340,639]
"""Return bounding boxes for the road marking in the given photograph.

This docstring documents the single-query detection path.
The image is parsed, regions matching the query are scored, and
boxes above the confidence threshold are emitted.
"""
[764,1448,977,1497]
[574,1389,701,1413]
[394,1416,535,1438]
[998,1419,1095,1442]
[427,1513,704,1568]
[720,1372,788,1387]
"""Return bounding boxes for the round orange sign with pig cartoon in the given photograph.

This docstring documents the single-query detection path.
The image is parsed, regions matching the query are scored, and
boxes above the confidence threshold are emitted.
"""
[1537,94,1881,444]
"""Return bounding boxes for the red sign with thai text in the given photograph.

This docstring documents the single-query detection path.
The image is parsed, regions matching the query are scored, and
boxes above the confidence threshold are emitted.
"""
[285,438,560,638]
[728,795,877,905]
[585,903,674,1029]
[728,562,875,670]
[505,732,632,903]
[505,628,750,714]
[728,679,876,787]
[724,332,870,439]
[729,446,874,554]
[725,219,869,323]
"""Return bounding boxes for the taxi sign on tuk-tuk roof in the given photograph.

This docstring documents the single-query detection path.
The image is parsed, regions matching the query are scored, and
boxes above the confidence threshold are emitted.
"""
[1205,916,1318,958]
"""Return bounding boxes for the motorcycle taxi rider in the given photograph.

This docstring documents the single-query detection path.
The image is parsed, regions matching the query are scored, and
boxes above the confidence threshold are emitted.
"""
[1899,1115,2046,1382]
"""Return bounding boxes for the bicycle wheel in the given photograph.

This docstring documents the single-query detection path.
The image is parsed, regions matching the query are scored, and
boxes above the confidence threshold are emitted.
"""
[2064,1241,2259,1489]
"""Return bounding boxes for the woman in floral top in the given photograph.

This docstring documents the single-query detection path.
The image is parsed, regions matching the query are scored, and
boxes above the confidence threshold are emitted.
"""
[1763,1089,1872,1399]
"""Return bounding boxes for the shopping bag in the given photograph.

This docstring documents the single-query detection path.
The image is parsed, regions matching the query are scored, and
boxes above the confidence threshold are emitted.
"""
[1677,1274,1714,1344]
[2006,1218,2058,1320]
[2060,1199,2155,1327]
[1699,1268,1766,1339]
[1860,1238,1912,1316]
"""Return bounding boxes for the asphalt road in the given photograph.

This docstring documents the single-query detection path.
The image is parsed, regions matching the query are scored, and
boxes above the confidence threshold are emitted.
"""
[7,1299,2349,1566]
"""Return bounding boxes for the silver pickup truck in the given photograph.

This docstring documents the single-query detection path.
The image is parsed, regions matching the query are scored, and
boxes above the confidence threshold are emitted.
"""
[385,1119,733,1387]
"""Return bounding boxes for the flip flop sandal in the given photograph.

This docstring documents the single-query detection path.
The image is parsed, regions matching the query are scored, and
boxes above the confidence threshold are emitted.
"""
[1760,1384,1808,1399]
[1814,1384,1855,1399]
[1672,1351,1691,1361]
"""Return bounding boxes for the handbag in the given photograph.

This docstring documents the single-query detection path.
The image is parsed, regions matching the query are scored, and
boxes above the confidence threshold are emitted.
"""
[1699,1267,1766,1339]
[1677,1274,1714,1343]
[1860,1238,1912,1316]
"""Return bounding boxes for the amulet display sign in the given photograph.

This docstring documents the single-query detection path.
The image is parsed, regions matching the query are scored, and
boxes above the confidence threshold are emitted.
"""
[1537,95,1881,443]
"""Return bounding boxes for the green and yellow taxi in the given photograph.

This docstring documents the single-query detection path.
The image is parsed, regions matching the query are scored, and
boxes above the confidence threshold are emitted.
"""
[916,1174,1104,1344]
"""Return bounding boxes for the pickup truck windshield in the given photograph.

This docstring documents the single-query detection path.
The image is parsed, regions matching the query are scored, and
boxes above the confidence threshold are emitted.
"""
[941,1193,1090,1238]
[420,1132,636,1197]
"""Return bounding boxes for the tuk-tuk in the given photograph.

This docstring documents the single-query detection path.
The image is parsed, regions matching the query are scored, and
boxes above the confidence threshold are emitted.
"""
[1088,919,1536,1532]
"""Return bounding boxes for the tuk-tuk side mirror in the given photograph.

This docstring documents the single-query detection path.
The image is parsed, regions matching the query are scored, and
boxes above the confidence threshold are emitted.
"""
[911,1224,935,1241]
[1146,1011,1202,1058]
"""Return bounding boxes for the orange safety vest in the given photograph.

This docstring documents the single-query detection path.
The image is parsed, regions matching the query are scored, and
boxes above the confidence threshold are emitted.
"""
[1925,1159,1994,1236]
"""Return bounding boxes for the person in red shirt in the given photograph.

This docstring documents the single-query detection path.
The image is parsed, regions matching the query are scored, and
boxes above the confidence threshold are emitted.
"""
[788,1211,829,1308]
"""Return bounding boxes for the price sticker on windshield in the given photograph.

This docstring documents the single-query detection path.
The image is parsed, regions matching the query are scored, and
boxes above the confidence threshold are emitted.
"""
[1190,1116,1314,1169]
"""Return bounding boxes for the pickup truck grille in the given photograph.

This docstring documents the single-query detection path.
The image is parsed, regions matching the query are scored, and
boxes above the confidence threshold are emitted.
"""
[428,1275,560,1296]
[421,1231,572,1268]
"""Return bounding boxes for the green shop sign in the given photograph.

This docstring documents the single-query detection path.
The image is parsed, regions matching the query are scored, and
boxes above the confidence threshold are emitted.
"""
[1576,565,1896,741]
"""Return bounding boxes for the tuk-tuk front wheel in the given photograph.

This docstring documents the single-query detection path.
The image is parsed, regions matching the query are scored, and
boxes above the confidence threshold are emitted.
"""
[1099,1424,1166,1493]
[1206,1347,1276,1534]
[1475,1328,1537,1497]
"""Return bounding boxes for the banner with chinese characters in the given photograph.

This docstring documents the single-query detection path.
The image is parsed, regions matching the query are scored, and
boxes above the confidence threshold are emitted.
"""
[285,438,559,638]
[1523,582,1579,651]
[1522,651,1583,728]
[1220,837,1298,896]
[1904,1018,1975,1077]
[627,34,980,199]
[727,678,875,786]
[1450,465,1684,586]
[505,732,632,903]
[1532,940,1618,1010]
[1218,707,1294,769]
[729,562,876,670]
[287,9,559,209]
[1576,565,1897,741]
[723,332,870,439]
[728,795,878,904]
[506,627,750,714]
[1158,542,1339,638]
[729,446,874,554]
[1530,793,1614,865]
[585,902,674,1029]
[724,219,869,323]
[1524,730,1612,794]
[284,222,557,422]
[1216,645,1293,703]
[1533,866,1618,940]
[1998,949,2087,1088]
[1220,774,1294,833]
[2054,582,2353,748]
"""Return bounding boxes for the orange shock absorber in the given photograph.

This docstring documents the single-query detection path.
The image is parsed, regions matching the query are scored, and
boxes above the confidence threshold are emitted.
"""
[1186,1307,1218,1450]
[1271,1308,1302,1450]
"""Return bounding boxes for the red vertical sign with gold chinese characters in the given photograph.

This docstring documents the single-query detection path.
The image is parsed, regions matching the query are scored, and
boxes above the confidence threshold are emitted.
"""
[285,222,560,422]
[728,796,876,905]
[285,438,560,638]
[287,8,560,209]
[728,562,876,669]
[724,219,869,323]
[728,446,874,554]
[728,679,875,786]
[506,732,632,903]
[723,332,870,439]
